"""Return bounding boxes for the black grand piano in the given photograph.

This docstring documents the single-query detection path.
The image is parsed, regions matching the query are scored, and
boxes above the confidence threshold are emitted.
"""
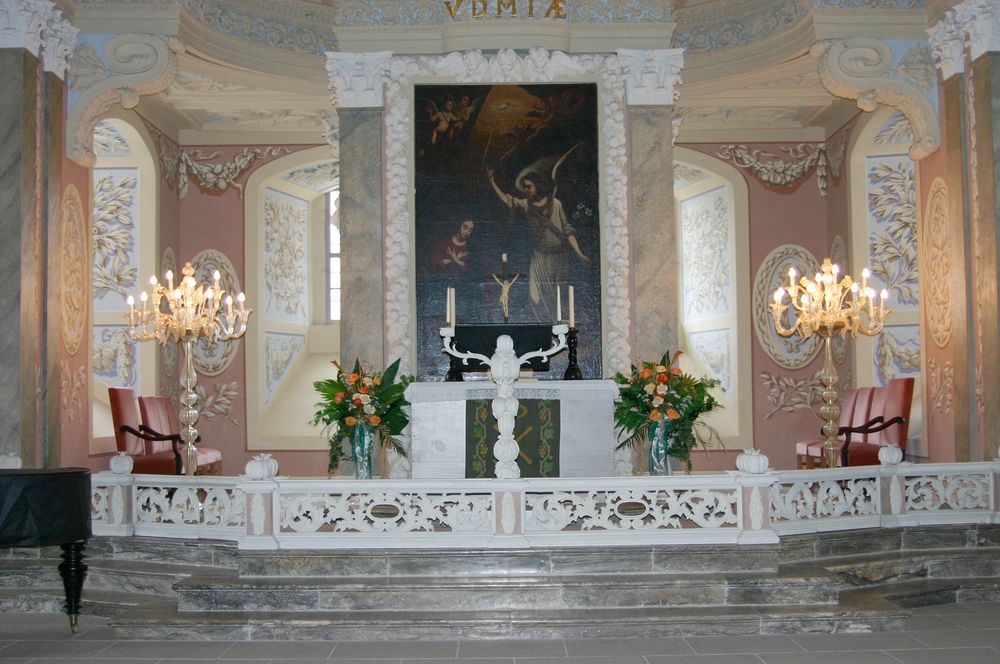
[0,468,91,631]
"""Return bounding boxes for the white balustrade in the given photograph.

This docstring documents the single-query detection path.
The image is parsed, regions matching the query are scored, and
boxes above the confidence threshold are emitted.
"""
[89,461,1000,549]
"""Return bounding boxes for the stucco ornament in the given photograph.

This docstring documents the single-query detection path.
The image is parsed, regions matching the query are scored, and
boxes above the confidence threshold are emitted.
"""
[952,0,1000,61]
[617,49,684,106]
[60,184,87,356]
[190,250,241,376]
[327,51,392,108]
[814,37,940,160]
[244,453,279,481]
[41,6,78,79]
[928,358,955,417]
[66,34,184,166]
[356,47,634,383]
[716,140,845,197]
[760,370,822,419]
[927,10,966,80]
[736,449,770,474]
[177,146,290,198]
[923,178,952,348]
[109,451,134,475]
[752,245,821,369]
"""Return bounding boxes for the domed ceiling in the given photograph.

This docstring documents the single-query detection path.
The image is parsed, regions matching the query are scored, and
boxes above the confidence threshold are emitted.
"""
[65,0,946,145]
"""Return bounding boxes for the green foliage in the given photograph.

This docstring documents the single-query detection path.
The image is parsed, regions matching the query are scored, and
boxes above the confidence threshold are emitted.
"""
[311,357,415,474]
[613,351,722,466]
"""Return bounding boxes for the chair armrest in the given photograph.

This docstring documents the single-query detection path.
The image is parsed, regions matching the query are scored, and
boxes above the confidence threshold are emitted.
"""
[839,416,908,466]
[121,425,183,474]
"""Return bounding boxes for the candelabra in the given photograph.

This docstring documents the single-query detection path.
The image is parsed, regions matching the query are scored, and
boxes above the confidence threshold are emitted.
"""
[125,262,251,476]
[770,258,890,468]
[441,324,568,479]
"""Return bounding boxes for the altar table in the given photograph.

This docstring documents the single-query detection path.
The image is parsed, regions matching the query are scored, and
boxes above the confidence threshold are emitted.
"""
[406,380,618,478]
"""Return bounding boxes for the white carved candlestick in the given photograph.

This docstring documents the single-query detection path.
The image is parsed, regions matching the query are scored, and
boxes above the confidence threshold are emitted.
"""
[441,324,568,479]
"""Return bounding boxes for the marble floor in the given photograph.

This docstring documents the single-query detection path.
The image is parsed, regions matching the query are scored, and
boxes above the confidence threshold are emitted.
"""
[1,603,999,664]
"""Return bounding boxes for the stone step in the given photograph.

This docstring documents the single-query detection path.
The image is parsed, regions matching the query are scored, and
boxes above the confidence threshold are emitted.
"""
[0,557,193,597]
[86,536,238,568]
[821,548,1000,587]
[0,587,171,618]
[108,599,910,641]
[175,568,843,612]
[237,544,781,578]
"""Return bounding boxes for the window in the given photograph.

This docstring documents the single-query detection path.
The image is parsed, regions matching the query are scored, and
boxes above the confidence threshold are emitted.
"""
[327,190,341,322]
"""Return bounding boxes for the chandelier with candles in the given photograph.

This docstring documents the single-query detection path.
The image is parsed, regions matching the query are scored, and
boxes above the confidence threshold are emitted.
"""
[125,262,251,475]
[770,258,891,468]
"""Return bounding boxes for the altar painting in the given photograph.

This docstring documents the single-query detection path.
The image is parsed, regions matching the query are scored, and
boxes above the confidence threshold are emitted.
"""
[414,83,602,380]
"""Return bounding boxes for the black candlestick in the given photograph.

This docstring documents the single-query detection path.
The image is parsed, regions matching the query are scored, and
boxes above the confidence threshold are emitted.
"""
[563,327,583,380]
[445,353,464,382]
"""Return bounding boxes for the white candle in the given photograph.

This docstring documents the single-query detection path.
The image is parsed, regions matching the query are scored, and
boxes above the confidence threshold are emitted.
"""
[445,288,451,324]
[556,287,562,322]
[449,287,456,327]
[225,295,233,318]
[502,253,507,264]
[237,292,246,313]
[569,285,575,329]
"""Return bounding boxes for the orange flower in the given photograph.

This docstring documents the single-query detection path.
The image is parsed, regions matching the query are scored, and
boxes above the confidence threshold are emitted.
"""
[373,376,382,386]
[649,410,662,421]
[353,398,363,406]
[334,391,346,403]
[344,416,358,426]
[656,373,668,384]
[666,408,680,420]
[359,386,370,394]
[368,415,381,426]
[670,366,683,375]
[346,373,360,385]
[639,367,653,379]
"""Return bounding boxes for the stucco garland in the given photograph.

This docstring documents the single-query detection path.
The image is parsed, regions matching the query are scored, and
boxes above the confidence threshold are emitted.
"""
[377,47,633,378]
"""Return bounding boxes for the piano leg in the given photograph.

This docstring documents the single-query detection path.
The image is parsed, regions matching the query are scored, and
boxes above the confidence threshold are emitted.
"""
[58,540,88,633]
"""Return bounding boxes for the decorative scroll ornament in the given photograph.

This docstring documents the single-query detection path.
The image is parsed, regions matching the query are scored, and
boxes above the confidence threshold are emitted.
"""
[875,332,920,384]
[905,473,991,512]
[363,47,633,378]
[526,488,738,531]
[924,178,952,347]
[194,381,241,426]
[67,34,184,166]
[814,37,939,160]
[770,478,878,522]
[752,245,821,369]
[616,49,684,106]
[60,185,87,356]
[280,491,494,534]
[326,51,392,108]
[716,139,846,197]
[190,250,241,376]
[928,358,955,417]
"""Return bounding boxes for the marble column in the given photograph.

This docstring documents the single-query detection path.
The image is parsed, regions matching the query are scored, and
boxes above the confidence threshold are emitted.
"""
[338,109,385,369]
[0,48,43,463]
[326,52,392,370]
[619,49,685,360]
[928,3,1000,460]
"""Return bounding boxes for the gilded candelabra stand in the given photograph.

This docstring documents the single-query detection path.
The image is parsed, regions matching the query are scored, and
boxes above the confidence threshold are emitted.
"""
[125,262,252,476]
[770,258,890,468]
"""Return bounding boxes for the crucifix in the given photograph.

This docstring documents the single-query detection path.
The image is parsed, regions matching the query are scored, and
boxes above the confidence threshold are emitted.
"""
[491,252,520,322]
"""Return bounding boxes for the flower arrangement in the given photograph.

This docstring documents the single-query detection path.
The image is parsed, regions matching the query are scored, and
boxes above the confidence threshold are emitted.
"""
[312,358,414,474]
[613,351,722,471]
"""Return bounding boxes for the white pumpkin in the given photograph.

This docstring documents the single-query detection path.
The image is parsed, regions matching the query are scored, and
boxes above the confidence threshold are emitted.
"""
[244,453,278,480]
[109,451,134,475]
[735,449,770,474]
[878,444,904,466]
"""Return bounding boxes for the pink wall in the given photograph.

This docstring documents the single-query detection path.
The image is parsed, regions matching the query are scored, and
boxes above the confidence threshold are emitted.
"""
[680,140,839,471]
[175,144,322,476]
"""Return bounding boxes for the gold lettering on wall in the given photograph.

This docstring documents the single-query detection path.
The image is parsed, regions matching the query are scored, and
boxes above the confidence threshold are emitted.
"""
[443,0,567,19]
[497,0,517,17]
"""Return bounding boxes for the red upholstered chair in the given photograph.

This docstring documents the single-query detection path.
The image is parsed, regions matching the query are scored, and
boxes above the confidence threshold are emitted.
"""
[795,377,915,468]
[137,395,223,475]
[108,387,182,474]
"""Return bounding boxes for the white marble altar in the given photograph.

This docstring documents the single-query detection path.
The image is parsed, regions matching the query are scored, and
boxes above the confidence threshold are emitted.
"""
[407,380,619,478]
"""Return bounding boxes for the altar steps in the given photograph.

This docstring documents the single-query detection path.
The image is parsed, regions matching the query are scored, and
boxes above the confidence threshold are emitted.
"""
[5,526,1000,640]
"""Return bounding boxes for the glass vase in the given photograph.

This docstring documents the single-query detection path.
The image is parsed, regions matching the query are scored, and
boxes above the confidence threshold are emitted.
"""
[350,423,374,479]
[647,421,672,476]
